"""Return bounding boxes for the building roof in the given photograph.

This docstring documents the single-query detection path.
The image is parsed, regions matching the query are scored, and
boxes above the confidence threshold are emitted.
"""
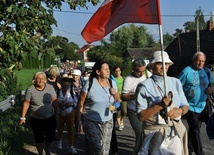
[165,29,214,76]
[76,44,93,53]
[124,48,153,61]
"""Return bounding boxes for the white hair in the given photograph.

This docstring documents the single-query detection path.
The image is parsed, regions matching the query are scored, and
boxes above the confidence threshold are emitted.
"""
[193,51,206,60]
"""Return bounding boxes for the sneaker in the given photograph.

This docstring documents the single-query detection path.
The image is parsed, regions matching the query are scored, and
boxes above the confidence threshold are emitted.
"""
[56,140,62,149]
[118,126,123,131]
[68,145,77,154]
[120,121,124,128]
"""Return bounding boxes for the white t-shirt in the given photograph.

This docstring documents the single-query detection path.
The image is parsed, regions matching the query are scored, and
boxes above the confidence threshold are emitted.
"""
[122,71,152,111]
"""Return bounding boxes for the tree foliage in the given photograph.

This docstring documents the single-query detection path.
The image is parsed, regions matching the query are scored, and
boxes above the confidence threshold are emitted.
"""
[43,35,80,62]
[89,24,155,60]
[108,24,155,57]
[163,32,175,48]
[182,7,206,32]
[64,42,81,61]
[0,0,100,69]
[88,24,155,76]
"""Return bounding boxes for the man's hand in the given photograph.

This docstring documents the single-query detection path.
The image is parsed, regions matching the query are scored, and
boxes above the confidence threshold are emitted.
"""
[159,96,172,108]
[207,84,214,94]
[167,108,181,120]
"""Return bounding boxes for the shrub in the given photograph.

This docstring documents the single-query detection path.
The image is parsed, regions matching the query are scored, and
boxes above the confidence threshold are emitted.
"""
[0,104,31,154]
[0,69,21,101]
[0,82,7,102]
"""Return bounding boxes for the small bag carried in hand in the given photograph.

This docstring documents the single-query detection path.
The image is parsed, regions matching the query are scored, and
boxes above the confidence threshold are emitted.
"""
[160,129,182,155]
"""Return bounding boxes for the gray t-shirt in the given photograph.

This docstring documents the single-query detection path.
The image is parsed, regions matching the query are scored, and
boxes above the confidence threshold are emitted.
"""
[25,84,57,119]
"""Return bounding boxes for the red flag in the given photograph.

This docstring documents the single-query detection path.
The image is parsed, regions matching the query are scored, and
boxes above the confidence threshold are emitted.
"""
[81,0,161,43]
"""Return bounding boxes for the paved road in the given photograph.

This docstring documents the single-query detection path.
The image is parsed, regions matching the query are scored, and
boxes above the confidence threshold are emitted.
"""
[23,117,214,155]
[48,117,136,155]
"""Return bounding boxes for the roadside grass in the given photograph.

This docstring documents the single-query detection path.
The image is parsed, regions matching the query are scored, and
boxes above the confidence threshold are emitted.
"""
[15,68,45,90]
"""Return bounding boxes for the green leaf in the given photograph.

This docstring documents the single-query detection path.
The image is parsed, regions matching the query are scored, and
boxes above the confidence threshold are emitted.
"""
[46,48,55,57]
[6,5,13,13]
[38,52,44,61]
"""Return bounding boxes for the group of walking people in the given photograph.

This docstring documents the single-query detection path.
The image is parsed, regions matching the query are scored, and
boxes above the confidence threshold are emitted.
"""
[20,50,214,155]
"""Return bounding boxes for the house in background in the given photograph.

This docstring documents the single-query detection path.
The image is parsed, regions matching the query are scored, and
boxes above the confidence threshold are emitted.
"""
[165,19,214,77]
[76,44,93,62]
[124,47,153,65]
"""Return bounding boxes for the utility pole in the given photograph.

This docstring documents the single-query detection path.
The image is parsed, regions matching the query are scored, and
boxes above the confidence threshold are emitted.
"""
[196,15,200,52]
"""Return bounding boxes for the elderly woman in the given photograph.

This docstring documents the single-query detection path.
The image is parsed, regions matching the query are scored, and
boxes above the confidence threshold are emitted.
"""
[77,60,119,155]
[136,51,189,155]
[20,72,58,155]
[46,65,61,92]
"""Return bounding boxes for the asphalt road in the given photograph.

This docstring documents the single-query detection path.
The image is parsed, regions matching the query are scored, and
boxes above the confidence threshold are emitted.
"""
[23,117,214,155]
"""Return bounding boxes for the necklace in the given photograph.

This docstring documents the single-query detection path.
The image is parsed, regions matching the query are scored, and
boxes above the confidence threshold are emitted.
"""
[151,77,164,97]
[98,79,112,102]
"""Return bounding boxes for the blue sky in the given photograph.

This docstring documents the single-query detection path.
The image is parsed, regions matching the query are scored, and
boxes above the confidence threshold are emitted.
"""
[52,0,214,47]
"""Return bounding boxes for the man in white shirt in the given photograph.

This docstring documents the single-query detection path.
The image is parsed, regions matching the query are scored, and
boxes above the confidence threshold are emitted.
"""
[121,59,152,154]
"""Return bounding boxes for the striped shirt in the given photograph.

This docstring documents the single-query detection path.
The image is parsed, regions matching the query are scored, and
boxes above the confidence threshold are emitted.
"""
[25,84,57,119]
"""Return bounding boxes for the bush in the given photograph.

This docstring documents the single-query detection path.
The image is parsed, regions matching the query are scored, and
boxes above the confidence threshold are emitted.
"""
[0,103,31,154]
[0,69,25,154]
[0,82,7,102]
[0,69,21,101]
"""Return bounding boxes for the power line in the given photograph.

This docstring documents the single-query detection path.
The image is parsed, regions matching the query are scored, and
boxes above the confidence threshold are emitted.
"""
[53,10,212,17]
[52,27,81,36]
[53,10,93,14]
[52,10,212,38]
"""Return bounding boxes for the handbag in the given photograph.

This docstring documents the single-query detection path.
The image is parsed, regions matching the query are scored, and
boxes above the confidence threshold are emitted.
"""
[160,129,182,155]
[200,93,214,124]
[206,113,214,140]
[206,92,214,140]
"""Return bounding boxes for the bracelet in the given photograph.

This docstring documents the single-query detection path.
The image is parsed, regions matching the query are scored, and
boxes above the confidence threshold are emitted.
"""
[20,117,26,120]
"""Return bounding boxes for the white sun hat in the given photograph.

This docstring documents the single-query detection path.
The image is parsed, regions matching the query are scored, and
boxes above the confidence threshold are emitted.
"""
[151,51,173,66]
[72,69,81,76]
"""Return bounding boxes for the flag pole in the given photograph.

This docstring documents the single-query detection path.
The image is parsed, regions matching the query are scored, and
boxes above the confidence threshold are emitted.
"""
[159,25,167,96]
[156,0,167,96]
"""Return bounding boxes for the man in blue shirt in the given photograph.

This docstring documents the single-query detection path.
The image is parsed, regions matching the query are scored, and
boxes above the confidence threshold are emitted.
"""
[178,51,214,155]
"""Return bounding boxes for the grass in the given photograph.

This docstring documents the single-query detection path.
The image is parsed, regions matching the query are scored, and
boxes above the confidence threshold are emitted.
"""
[15,68,45,90]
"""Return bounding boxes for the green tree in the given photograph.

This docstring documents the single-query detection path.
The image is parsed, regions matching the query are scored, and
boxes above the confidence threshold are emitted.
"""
[108,24,155,57]
[64,42,81,61]
[0,0,100,69]
[44,36,81,62]
[163,32,175,48]
[87,24,155,76]
[182,7,206,32]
